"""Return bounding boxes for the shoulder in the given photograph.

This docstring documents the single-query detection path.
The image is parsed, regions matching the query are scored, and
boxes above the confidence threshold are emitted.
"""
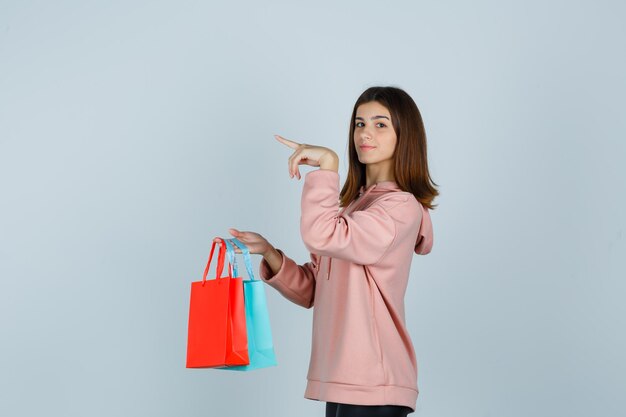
[373,191,421,212]
[371,193,423,228]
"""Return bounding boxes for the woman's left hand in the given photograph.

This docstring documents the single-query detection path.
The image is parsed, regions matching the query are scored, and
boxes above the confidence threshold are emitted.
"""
[274,134,337,180]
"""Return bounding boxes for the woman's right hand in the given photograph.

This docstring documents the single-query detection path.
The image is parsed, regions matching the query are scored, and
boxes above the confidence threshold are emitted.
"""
[213,228,274,257]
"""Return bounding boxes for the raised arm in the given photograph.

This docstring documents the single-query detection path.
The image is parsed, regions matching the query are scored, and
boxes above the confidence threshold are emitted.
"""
[300,169,419,265]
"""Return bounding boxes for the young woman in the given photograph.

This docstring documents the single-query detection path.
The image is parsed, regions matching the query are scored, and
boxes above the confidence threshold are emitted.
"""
[218,86,438,417]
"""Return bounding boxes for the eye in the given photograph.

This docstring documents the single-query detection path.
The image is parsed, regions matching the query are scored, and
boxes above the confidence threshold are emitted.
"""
[354,121,387,128]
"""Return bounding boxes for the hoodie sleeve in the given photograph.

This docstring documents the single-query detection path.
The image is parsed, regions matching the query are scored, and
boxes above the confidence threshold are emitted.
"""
[414,203,434,255]
[259,248,319,309]
[300,169,416,265]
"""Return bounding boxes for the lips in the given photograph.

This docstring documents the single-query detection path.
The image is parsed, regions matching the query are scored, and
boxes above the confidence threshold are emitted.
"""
[359,146,376,150]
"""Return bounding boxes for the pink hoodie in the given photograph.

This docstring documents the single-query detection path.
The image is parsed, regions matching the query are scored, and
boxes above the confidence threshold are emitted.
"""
[259,169,434,412]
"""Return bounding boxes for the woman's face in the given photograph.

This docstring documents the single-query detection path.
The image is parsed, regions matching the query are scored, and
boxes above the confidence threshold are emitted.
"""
[353,101,397,165]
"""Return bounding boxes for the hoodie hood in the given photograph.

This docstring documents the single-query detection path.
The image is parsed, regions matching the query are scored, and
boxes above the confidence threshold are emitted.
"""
[356,181,433,255]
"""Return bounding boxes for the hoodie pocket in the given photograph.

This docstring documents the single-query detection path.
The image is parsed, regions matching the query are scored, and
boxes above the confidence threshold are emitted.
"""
[371,319,384,367]
[370,293,384,366]
[363,265,384,367]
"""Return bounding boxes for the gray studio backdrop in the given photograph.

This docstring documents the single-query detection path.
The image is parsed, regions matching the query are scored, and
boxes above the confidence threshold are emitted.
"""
[1,1,624,416]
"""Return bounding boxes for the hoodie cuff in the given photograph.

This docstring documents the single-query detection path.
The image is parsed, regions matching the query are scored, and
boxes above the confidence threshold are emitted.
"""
[305,169,339,183]
[259,248,286,281]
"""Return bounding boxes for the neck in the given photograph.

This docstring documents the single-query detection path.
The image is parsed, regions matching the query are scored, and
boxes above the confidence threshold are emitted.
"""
[364,160,395,188]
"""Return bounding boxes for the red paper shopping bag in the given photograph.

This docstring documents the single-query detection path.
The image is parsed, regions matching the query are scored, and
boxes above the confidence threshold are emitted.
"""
[186,238,250,368]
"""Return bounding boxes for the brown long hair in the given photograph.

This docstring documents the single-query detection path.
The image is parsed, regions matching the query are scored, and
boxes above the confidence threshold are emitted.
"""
[339,86,439,210]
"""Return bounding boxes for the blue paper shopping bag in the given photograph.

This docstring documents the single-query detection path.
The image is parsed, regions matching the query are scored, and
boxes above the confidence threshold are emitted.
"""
[213,237,278,371]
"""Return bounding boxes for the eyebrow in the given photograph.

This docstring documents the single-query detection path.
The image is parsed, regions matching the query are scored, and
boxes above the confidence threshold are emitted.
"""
[354,115,390,121]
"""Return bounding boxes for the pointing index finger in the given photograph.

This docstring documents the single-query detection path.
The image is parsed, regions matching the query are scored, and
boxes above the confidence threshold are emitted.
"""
[274,134,300,149]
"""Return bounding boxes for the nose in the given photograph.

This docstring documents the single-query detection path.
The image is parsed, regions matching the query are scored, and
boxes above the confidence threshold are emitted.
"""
[360,130,373,141]
[360,125,376,140]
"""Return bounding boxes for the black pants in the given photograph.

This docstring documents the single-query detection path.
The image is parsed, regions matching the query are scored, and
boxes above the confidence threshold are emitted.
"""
[325,401,413,417]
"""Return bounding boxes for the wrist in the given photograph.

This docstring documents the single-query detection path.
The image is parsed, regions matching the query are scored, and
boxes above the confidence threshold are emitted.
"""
[263,247,280,260]
[319,153,339,172]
